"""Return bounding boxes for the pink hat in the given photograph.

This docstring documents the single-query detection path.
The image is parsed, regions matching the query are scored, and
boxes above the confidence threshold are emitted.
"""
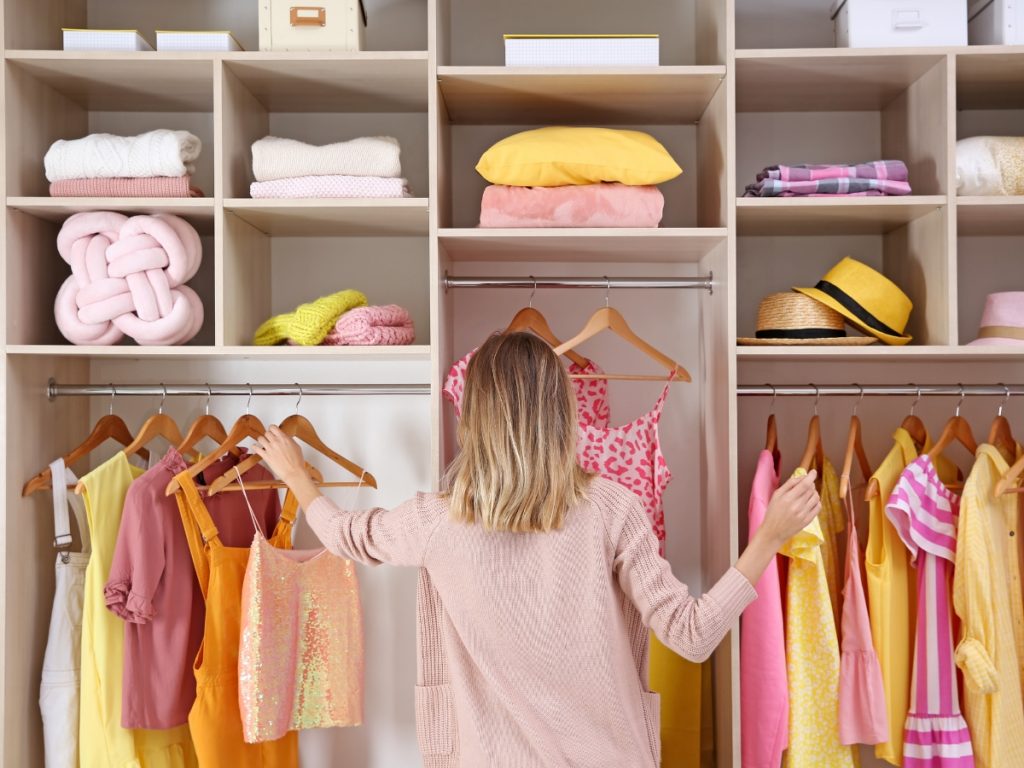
[968,292,1024,346]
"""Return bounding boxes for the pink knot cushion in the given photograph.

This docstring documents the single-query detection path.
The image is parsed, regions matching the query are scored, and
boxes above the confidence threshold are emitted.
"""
[54,211,204,345]
[323,305,415,346]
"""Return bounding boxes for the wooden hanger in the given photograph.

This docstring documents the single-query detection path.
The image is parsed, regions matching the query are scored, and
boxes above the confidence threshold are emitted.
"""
[553,283,690,382]
[505,279,589,368]
[866,386,927,501]
[839,387,873,499]
[988,385,1017,465]
[120,384,190,460]
[176,385,238,459]
[22,386,148,496]
[926,386,977,489]
[798,386,825,472]
[764,385,781,467]
[997,451,1024,496]
[207,386,377,496]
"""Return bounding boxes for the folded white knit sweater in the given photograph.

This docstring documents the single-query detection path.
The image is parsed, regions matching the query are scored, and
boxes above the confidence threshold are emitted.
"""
[44,130,201,182]
[251,136,402,181]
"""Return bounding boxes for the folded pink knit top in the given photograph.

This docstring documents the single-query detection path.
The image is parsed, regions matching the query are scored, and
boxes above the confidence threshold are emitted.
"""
[305,476,756,767]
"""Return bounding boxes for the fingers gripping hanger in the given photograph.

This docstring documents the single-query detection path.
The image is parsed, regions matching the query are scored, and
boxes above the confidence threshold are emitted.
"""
[988,383,1016,465]
[554,276,692,382]
[23,383,146,496]
[798,385,824,473]
[840,385,872,499]
[208,383,377,496]
[504,276,589,368]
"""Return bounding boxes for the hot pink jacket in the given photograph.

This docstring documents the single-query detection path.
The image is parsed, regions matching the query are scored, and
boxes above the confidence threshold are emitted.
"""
[306,477,756,767]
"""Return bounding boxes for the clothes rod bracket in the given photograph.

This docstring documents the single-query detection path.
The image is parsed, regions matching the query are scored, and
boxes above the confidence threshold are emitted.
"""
[738,384,1024,397]
[46,379,430,402]
[443,272,714,294]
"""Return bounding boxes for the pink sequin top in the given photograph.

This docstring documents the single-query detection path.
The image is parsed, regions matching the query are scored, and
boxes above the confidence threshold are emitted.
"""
[443,350,672,548]
[236,478,364,744]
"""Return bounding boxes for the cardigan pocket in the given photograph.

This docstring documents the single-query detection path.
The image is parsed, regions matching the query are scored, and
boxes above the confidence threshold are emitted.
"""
[415,684,456,759]
[640,690,662,766]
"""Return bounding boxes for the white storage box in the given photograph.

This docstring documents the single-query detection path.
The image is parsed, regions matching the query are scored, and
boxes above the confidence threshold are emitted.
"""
[968,0,1024,44]
[156,30,243,52]
[504,35,659,67]
[830,0,967,47]
[259,0,366,51]
[62,28,153,51]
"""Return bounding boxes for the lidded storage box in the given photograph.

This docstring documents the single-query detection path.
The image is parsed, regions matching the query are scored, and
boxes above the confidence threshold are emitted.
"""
[830,0,967,47]
[503,34,660,67]
[968,0,1024,45]
[259,0,366,51]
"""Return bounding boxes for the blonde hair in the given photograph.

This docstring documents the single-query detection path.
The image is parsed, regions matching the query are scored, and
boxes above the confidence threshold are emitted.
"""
[445,332,592,532]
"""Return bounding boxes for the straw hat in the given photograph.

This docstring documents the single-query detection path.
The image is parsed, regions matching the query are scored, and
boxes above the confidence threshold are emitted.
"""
[968,292,1024,346]
[794,257,912,345]
[738,291,878,346]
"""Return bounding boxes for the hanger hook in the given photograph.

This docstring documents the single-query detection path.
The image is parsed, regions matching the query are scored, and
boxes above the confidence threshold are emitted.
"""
[204,383,212,416]
[910,385,922,417]
[853,383,864,416]
[528,276,536,309]
[998,383,1011,417]
[955,383,965,418]
[767,383,777,416]
[812,384,820,416]
[604,276,611,308]
[109,383,116,416]
[158,383,167,415]
[295,383,303,414]
[246,383,253,416]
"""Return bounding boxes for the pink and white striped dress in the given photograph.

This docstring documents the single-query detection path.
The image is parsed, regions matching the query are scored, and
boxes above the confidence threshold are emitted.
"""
[886,456,975,768]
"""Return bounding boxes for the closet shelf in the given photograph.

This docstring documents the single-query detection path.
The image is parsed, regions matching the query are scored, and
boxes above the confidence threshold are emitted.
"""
[8,197,215,233]
[955,49,1024,110]
[736,50,945,111]
[957,197,1024,235]
[437,66,725,124]
[223,53,428,112]
[6,51,214,111]
[224,199,429,236]
[736,196,946,235]
[4,344,432,361]
[438,228,727,263]
[736,346,1024,362]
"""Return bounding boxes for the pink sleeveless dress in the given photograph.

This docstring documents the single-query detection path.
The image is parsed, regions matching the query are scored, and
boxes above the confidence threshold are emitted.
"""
[443,350,672,548]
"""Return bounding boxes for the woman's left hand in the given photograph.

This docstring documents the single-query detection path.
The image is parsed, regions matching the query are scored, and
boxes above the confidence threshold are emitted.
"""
[251,425,307,484]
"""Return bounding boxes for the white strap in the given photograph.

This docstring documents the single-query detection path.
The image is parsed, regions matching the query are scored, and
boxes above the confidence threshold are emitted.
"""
[233,466,264,537]
[50,458,89,553]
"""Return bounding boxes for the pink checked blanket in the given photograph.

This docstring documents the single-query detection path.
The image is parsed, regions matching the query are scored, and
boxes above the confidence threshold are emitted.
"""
[479,183,664,228]
[50,177,203,198]
[323,305,415,346]
[756,160,908,182]
[249,175,411,199]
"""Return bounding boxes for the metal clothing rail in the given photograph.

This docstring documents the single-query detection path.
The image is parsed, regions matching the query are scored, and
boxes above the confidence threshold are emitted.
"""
[46,380,431,401]
[442,273,714,292]
[738,384,1024,397]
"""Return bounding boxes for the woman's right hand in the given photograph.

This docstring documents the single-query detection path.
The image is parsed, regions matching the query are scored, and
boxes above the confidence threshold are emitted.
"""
[759,471,822,550]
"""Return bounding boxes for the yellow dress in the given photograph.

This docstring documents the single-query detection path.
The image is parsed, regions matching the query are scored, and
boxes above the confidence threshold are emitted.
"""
[79,453,196,768]
[781,462,856,768]
[953,443,1024,768]
[649,634,702,767]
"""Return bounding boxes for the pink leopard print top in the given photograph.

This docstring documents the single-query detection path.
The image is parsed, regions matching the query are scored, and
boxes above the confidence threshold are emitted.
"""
[443,350,671,547]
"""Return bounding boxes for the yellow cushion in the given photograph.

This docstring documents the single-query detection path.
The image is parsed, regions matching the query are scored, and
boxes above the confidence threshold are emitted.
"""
[475,127,683,187]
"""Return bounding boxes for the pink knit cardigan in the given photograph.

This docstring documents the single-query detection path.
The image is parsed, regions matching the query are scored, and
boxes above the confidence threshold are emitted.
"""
[306,477,756,767]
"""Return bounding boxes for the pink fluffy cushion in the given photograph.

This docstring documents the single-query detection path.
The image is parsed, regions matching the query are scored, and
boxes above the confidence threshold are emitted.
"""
[479,182,664,228]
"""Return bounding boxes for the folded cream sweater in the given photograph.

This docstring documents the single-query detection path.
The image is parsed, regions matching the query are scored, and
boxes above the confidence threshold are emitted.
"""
[44,130,201,182]
[251,135,402,181]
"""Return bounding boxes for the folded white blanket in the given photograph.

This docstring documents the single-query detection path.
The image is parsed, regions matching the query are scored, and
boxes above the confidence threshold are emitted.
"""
[956,136,1024,195]
[251,136,402,182]
[44,130,201,182]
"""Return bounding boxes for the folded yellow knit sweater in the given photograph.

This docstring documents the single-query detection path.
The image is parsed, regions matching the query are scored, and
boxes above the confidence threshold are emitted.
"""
[253,289,367,346]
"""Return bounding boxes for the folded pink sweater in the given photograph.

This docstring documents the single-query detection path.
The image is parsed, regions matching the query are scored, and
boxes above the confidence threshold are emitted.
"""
[50,177,203,198]
[323,304,414,346]
[479,182,664,228]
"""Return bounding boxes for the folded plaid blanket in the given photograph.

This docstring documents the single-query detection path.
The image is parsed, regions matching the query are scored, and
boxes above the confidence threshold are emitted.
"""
[756,160,908,183]
[744,177,912,197]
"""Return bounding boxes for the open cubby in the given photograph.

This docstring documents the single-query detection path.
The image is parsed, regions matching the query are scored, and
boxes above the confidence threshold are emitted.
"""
[5,207,216,347]
[221,211,429,347]
[5,0,427,52]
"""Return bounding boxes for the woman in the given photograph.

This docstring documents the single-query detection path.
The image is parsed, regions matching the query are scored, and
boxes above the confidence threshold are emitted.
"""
[252,332,819,767]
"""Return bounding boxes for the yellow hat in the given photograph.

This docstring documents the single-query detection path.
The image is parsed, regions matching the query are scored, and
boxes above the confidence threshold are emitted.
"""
[794,257,913,345]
